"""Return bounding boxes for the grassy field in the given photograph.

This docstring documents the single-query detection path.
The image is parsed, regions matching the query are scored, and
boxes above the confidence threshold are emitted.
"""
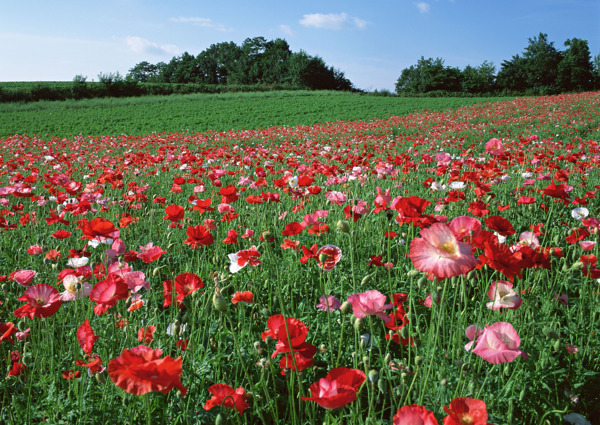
[0,90,510,137]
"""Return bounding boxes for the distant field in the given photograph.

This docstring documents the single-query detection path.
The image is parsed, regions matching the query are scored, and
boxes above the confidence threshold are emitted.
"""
[0,90,510,137]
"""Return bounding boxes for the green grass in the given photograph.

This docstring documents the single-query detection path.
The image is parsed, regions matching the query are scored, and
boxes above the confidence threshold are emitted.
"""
[0,90,511,137]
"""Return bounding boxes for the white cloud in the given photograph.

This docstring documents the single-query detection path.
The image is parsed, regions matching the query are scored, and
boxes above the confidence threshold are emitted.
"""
[299,12,367,30]
[415,2,431,13]
[170,16,231,32]
[279,24,294,36]
[125,36,179,56]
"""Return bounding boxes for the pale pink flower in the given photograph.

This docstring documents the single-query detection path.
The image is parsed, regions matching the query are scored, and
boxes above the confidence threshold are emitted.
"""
[392,404,439,425]
[14,270,36,286]
[241,228,254,239]
[464,325,483,351]
[486,281,522,310]
[579,241,596,251]
[471,322,527,364]
[436,152,451,166]
[409,223,480,280]
[375,186,392,209]
[346,290,393,322]
[316,295,341,312]
[60,274,92,301]
[518,231,539,249]
[565,345,579,354]
[218,203,235,213]
[203,219,216,230]
[485,138,504,155]
[448,216,481,242]
[325,191,347,205]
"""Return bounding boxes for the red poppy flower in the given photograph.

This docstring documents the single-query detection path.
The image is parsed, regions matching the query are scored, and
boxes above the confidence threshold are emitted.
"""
[138,326,156,344]
[107,345,187,396]
[220,185,239,203]
[51,229,72,239]
[442,397,488,425]
[137,243,167,263]
[191,198,214,214]
[184,224,214,247]
[222,229,239,244]
[485,215,516,237]
[300,244,318,264]
[7,362,26,378]
[232,291,254,304]
[77,319,99,355]
[316,245,342,271]
[163,273,204,307]
[301,367,366,409]
[163,204,185,223]
[281,222,304,236]
[478,242,525,282]
[81,218,119,240]
[0,322,17,345]
[262,314,316,373]
[62,370,82,380]
[13,284,63,319]
[89,274,129,315]
[204,383,249,415]
[245,195,263,204]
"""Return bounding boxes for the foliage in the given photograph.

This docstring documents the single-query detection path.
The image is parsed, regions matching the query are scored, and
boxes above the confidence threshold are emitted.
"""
[0,90,505,137]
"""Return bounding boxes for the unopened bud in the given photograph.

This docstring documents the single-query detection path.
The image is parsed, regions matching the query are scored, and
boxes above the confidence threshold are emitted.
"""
[337,220,350,233]
[340,301,352,314]
[354,318,364,332]
[542,326,560,340]
[407,269,420,277]
[212,288,227,312]
[368,369,379,383]
[414,356,423,366]
[361,274,372,286]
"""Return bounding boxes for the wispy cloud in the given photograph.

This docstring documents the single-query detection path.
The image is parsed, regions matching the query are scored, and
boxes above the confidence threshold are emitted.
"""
[414,2,431,13]
[125,36,179,56]
[299,13,368,30]
[279,24,294,36]
[170,16,231,32]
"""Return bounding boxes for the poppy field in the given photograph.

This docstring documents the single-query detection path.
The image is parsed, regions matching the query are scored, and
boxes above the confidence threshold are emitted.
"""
[1,91,600,425]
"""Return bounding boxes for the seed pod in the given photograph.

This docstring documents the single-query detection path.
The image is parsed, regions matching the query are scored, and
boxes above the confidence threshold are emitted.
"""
[368,369,379,384]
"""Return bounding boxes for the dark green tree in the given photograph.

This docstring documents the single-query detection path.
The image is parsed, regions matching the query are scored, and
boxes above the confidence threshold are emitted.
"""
[395,57,462,94]
[127,61,161,83]
[557,38,594,92]
[260,38,292,84]
[522,33,562,92]
[461,61,495,93]
[196,42,242,84]
[496,55,528,93]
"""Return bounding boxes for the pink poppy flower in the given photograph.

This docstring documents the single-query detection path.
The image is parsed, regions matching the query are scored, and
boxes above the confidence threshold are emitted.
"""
[565,345,579,354]
[347,290,393,322]
[486,281,522,310]
[464,325,483,351]
[471,322,527,364]
[316,245,342,271]
[485,138,504,155]
[447,216,481,242]
[60,274,92,301]
[409,223,480,280]
[325,191,347,205]
[301,367,366,409]
[316,295,341,312]
[13,284,63,319]
[393,404,439,425]
[14,270,36,286]
[579,241,596,251]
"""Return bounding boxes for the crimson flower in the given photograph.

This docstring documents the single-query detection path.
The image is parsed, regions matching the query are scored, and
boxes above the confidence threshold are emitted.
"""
[80,218,119,241]
[262,314,316,374]
[138,326,156,344]
[485,215,516,237]
[204,383,249,415]
[163,273,204,307]
[163,204,185,223]
[14,284,62,319]
[51,229,72,239]
[232,291,254,304]
[107,345,187,396]
[228,246,262,273]
[301,367,366,409]
[184,224,213,248]
[443,397,489,425]
[300,244,318,264]
[282,222,304,236]
[77,319,99,355]
[0,322,17,345]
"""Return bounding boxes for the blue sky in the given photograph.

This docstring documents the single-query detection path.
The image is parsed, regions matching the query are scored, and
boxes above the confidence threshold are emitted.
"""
[1,0,599,91]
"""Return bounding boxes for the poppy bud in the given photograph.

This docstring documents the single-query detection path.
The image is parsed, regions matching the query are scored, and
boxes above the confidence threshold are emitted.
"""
[377,376,388,393]
[318,253,329,265]
[212,288,227,313]
[340,301,352,314]
[337,220,350,233]
[361,274,372,286]
[368,369,379,383]
[414,356,423,366]
[417,276,428,289]
[384,353,392,364]
[218,273,230,286]
[94,372,106,384]
[215,413,227,425]
[406,269,420,277]
[354,318,363,332]
[400,326,409,339]
[440,378,449,387]
[318,344,327,353]
[570,261,584,271]
[519,388,526,401]
[431,291,442,306]
[542,326,560,340]
[553,339,562,352]
[413,338,422,348]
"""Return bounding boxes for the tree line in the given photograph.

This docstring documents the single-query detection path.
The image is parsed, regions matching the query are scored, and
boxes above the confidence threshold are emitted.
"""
[395,33,600,96]
[127,36,353,91]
